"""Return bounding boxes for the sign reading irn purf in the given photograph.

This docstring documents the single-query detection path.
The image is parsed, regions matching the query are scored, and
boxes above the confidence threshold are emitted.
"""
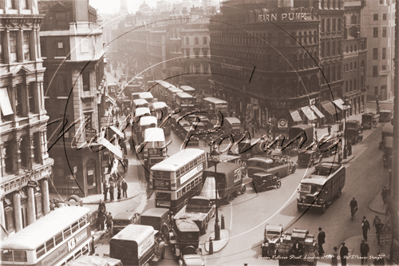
[258,12,308,22]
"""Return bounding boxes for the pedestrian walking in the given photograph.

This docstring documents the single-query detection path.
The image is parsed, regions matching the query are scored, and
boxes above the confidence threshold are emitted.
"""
[122,179,128,198]
[317,227,326,255]
[340,242,349,266]
[98,199,106,214]
[103,181,108,201]
[106,212,113,234]
[361,216,370,241]
[97,210,105,231]
[117,182,121,200]
[373,215,383,245]
[327,124,332,135]
[331,247,338,266]
[90,236,95,255]
[109,181,115,201]
[360,240,369,265]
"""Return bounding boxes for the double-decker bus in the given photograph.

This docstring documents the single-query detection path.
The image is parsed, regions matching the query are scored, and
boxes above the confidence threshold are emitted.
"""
[203,97,228,118]
[143,127,167,169]
[180,85,196,96]
[152,80,175,102]
[139,92,154,103]
[0,206,92,266]
[176,92,195,115]
[150,149,207,214]
[135,116,157,146]
[166,87,183,108]
[133,99,149,110]
[150,101,170,135]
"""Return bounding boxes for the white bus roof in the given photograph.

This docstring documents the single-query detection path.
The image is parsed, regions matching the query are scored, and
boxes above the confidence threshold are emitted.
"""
[154,80,174,88]
[300,175,330,186]
[112,224,154,244]
[151,102,168,109]
[135,107,151,117]
[224,117,240,124]
[1,207,90,250]
[150,149,205,171]
[203,97,227,104]
[139,116,158,127]
[180,85,195,92]
[133,99,149,105]
[167,87,183,93]
[176,92,193,98]
[139,92,153,99]
[145,128,165,142]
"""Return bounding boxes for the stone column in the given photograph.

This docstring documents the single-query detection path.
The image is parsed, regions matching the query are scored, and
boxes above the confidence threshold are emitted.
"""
[30,29,37,61]
[41,179,50,215]
[18,29,23,62]
[16,138,22,172]
[30,135,35,166]
[4,29,10,65]
[0,199,5,229]
[27,187,36,225]
[13,192,22,232]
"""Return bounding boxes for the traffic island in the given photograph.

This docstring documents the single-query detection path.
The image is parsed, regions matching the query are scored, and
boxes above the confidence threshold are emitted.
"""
[204,229,230,254]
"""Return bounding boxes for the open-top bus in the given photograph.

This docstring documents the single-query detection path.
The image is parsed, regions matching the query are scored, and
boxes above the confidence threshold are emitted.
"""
[143,127,167,170]
[150,102,170,135]
[0,206,92,266]
[203,97,228,118]
[150,149,207,214]
[176,92,195,115]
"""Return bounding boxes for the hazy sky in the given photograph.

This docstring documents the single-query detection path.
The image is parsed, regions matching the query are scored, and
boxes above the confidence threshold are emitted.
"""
[89,0,162,14]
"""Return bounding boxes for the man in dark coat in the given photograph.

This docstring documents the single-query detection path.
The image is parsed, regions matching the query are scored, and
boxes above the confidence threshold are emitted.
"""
[97,210,105,231]
[361,216,370,241]
[373,215,383,245]
[98,200,106,213]
[317,227,326,255]
[340,242,349,266]
[122,179,128,198]
[360,240,369,265]
[103,181,108,201]
[109,181,115,201]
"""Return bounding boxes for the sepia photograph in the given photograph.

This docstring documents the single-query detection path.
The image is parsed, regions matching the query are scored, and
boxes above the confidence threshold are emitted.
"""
[0,0,398,265]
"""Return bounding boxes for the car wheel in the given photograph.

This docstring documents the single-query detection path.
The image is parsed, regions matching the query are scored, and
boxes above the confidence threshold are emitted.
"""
[275,180,281,189]
[321,203,326,214]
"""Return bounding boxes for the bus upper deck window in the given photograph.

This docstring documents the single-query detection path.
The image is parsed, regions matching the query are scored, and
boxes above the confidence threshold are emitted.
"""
[46,238,55,253]
[36,244,46,258]
[14,250,27,262]
[72,222,79,233]
[63,227,71,239]
[55,232,63,245]
[1,250,13,261]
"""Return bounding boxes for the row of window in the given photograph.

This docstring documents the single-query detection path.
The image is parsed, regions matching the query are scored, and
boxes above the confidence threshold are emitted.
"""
[373,27,388,38]
[320,0,342,9]
[321,18,343,34]
[185,63,211,75]
[4,0,29,9]
[321,63,342,84]
[345,79,358,92]
[185,36,208,46]
[320,40,342,57]
[36,216,88,260]
[0,30,33,64]
[176,154,206,178]
[344,62,359,72]
[373,47,387,60]
[373,13,388,21]
[178,175,202,199]
[184,48,209,58]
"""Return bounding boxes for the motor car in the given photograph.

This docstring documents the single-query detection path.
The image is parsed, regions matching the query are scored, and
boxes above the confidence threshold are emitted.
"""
[297,148,323,168]
[261,224,283,258]
[252,172,281,192]
[379,110,393,123]
[247,155,297,179]
[345,120,363,144]
[361,113,378,129]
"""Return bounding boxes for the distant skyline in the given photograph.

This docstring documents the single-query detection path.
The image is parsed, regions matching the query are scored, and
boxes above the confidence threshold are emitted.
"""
[89,0,171,14]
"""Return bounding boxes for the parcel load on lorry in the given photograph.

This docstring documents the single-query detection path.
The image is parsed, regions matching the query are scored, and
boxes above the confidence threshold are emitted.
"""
[277,228,317,266]
[174,196,215,234]
[110,224,156,266]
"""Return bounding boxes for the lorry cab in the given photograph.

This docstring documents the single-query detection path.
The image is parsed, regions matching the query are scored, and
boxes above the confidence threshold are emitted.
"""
[140,208,170,241]
[297,163,345,213]
[288,124,314,151]
[345,120,363,144]
[170,219,200,258]
[223,117,241,138]
[362,113,378,129]
[113,211,140,235]
[262,224,283,258]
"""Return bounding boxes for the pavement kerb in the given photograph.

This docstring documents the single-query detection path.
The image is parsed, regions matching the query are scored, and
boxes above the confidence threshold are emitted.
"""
[81,188,141,205]
[203,229,230,254]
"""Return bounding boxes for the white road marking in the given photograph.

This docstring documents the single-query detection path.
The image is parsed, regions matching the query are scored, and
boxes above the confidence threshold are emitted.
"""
[230,202,233,230]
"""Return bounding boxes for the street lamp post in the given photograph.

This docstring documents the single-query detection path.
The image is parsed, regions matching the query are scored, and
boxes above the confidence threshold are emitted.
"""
[209,141,221,241]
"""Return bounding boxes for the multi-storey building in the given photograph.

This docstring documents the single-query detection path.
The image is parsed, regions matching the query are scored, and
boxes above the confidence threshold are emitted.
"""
[0,0,53,238]
[181,17,211,95]
[209,0,322,132]
[361,0,395,101]
[342,0,367,116]
[318,0,345,124]
[39,0,106,196]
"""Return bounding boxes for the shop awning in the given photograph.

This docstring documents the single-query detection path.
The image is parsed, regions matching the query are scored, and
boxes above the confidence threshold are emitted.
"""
[301,106,317,121]
[289,109,303,122]
[333,98,345,110]
[0,88,14,116]
[97,136,123,160]
[321,101,338,115]
[310,105,325,118]
[106,94,116,106]
[109,126,124,139]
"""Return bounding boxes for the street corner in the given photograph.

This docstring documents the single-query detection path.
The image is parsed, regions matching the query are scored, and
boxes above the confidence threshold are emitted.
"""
[203,229,230,254]
[81,187,141,205]
[368,192,387,215]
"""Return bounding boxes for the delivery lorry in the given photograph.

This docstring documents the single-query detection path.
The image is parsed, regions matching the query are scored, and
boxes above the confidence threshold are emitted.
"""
[202,162,246,203]
[110,224,156,266]
[174,196,215,235]
[140,207,170,241]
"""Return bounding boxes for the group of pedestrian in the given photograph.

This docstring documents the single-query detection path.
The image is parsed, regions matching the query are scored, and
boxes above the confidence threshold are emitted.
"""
[103,176,128,202]
[97,200,114,234]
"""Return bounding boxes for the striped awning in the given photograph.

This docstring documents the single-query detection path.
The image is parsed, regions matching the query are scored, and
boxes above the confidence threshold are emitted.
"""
[301,106,317,121]
[311,105,325,118]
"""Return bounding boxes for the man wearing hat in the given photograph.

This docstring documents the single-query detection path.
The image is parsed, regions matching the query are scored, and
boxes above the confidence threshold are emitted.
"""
[360,240,369,265]
[340,242,349,266]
